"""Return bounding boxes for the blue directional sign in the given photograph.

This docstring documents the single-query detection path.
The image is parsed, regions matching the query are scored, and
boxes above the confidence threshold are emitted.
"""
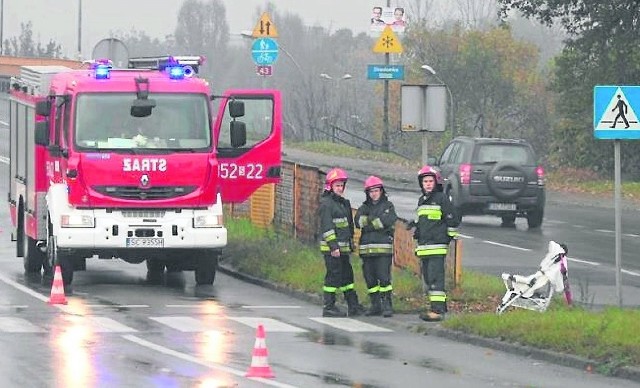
[367,64,404,80]
[251,38,279,66]
[594,85,640,139]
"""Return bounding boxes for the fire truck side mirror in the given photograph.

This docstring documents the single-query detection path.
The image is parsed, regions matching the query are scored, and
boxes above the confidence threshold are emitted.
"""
[130,99,157,117]
[35,100,51,117]
[230,120,247,148]
[34,121,50,145]
[228,100,245,118]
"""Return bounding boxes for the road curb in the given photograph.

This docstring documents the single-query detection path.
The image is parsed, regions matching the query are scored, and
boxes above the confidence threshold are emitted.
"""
[218,262,640,383]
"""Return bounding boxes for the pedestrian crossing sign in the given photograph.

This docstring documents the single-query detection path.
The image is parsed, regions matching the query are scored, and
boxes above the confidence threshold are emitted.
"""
[594,85,640,139]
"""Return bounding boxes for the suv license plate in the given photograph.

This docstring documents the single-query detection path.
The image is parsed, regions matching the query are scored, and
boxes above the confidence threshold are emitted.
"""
[488,203,516,211]
[126,238,164,248]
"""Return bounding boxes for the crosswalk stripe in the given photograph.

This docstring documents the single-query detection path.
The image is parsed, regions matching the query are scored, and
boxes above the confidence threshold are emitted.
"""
[62,316,138,333]
[0,317,45,333]
[228,317,307,333]
[150,316,215,332]
[310,317,393,332]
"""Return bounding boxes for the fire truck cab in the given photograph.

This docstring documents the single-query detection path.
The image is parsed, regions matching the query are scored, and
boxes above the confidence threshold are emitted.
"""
[8,56,281,289]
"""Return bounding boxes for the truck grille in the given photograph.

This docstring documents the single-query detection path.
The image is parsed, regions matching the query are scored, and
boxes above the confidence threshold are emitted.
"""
[93,185,197,200]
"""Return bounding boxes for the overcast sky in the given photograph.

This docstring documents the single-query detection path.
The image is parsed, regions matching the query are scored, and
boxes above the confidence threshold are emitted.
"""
[2,0,394,58]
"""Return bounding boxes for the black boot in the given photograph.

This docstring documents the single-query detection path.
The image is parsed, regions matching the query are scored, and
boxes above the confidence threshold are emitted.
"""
[365,293,382,316]
[323,292,346,317]
[345,290,366,317]
[381,292,393,317]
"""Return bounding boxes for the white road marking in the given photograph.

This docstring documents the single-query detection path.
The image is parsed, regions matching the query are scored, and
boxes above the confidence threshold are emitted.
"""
[457,233,473,239]
[61,316,137,332]
[310,317,393,332]
[0,156,9,165]
[85,304,149,308]
[241,305,301,309]
[573,225,585,228]
[624,233,640,238]
[544,220,567,225]
[122,335,298,388]
[0,120,8,127]
[567,257,600,266]
[150,316,218,332]
[229,317,307,333]
[0,273,49,303]
[482,240,531,252]
[0,317,45,333]
[622,269,640,277]
[595,229,614,234]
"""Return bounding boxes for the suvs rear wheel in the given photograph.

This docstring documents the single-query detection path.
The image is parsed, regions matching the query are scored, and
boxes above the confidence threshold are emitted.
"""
[527,207,544,229]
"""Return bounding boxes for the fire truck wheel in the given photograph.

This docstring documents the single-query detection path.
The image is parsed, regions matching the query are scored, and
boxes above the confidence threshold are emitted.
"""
[195,255,218,285]
[43,235,74,287]
[23,235,45,274]
[146,260,165,285]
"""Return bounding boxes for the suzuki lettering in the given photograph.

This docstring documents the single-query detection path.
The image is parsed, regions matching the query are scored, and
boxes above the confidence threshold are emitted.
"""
[123,158,167,172]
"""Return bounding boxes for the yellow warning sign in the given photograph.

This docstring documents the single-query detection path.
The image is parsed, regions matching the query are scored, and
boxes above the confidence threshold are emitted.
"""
[252,12,279,38]
[373,26,403,54]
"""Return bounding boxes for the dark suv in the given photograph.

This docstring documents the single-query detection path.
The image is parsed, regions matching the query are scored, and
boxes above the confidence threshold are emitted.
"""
[433,137,545,228]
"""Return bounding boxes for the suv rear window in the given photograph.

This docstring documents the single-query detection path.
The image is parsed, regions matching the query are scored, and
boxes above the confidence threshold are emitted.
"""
[472,144,534,164]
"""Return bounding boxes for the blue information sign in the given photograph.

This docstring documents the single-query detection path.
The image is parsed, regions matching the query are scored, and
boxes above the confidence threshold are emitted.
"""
[594,85,640,139]
[251,38,279,66]
[367,64,404,80]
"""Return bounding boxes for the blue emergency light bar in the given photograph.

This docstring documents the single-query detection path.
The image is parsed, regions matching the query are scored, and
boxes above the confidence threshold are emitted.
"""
[90,59,113,79]
[127,55,204,79]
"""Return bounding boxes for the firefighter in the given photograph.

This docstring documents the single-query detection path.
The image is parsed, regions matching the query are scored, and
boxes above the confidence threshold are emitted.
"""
[412,166,460,321]
[319,168,366,317]
[355,176,398,317]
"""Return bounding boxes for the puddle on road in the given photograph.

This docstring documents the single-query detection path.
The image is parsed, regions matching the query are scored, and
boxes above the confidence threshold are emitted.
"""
[301,328,353,346]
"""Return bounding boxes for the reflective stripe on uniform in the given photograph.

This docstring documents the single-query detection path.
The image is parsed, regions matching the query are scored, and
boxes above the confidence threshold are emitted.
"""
[324,286,338,293]
[320,241,352,252]
[358,215,368,228]
[368,285,380,294]
[447,227,459,237]
[359,243,393,255]
[415,243,448,256]
[323,229,336,241]
[340,283,355,292]
[371,218,384,229]
[379,284,393,292]
[428,290,447,302]
[417,205,442,220]
[333,217,349,228]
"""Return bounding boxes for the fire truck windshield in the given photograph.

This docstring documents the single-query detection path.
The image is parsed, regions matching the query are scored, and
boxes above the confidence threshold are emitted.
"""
[75,93,211,151]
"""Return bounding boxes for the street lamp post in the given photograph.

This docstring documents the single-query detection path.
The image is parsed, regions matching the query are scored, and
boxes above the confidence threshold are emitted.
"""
[319,73,352,143]
[421,65,455,138]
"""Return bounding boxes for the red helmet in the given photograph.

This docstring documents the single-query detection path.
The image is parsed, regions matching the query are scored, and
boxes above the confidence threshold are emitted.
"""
[418,165,442,186]
[364,175,384,191]
[325,167,348,190]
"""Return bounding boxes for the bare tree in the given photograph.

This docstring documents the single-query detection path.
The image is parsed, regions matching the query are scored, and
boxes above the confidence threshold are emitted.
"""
[454,0,499,29]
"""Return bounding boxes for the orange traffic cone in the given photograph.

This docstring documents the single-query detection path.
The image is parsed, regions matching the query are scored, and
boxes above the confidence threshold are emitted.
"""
[48,265,68,305]
[245,324,275,378]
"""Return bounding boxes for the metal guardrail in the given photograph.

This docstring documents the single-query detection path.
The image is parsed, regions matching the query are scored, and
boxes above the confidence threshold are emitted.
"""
[312,124,410,160]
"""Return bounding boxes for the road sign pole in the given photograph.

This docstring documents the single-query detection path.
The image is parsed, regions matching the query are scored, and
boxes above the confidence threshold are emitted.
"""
[381,0,391,153]
[614,139,622,307]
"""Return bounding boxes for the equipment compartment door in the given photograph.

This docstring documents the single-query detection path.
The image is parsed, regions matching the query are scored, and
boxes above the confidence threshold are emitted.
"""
[215,90,282,203]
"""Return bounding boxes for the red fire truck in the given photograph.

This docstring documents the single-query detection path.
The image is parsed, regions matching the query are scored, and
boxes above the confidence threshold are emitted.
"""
[8,56,281,289]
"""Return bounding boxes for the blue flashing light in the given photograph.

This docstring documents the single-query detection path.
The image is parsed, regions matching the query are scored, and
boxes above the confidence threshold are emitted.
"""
[94,64,111,79]
[167,66,185,80]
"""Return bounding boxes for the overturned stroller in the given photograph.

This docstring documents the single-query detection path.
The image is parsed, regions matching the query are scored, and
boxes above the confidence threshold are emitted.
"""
[497,241,572,315]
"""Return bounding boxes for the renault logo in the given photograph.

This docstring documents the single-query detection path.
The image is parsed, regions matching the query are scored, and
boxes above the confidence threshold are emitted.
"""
[140,174,150,188]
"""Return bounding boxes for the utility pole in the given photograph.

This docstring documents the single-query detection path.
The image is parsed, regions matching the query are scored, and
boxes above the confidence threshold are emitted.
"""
[0,0,4,55]
[381,0,390,152]
[77,0,82,59]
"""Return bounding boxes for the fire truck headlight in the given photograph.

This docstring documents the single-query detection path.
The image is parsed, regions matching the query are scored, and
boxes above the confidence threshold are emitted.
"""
[61,215,95,228]
[193,214,223,228]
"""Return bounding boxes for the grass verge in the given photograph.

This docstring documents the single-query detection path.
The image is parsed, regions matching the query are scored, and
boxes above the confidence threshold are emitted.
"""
[223,216,640,372]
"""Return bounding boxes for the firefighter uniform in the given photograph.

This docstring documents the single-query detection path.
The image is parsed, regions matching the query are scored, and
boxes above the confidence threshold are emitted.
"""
[319,168,365,317]
[413,166,460,321]
[354,176,398,317]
